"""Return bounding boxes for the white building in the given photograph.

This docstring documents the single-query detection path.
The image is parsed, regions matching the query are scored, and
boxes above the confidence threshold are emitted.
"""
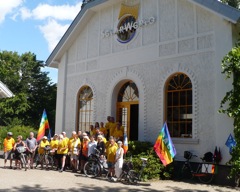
[0,81,14,98]
[46,0,240,164]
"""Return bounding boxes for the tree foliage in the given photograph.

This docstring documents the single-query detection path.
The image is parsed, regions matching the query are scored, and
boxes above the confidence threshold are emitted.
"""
[0,51,56,132]
[220,40,240,178]
[220,0,240,8]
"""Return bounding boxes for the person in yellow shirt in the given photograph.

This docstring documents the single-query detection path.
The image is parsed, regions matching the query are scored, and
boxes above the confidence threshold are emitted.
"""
[106,136,118,180]
[68,131,81,172]
[109,117,117,137]
[90,125,96,136]
[105,116,111,138]
[57,134,68,172]
[3,132,15,169]
[113,122,123,141]
[50,134,59,166]
[99,122,107,137]
[38,136,50,169]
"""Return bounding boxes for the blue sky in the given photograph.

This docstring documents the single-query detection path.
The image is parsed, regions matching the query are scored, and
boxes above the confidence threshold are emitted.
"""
[0,0,83,83]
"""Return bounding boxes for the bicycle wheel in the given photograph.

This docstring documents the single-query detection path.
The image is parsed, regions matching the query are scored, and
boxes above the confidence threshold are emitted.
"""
[180,164,193,180]
[128,170,139,184]
[47,156,54,170]
[197,166,214,184]
[84,161,101,178]
[119,172,130,185]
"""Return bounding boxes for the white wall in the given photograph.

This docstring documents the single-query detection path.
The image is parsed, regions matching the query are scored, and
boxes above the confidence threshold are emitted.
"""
[56,0,235,164]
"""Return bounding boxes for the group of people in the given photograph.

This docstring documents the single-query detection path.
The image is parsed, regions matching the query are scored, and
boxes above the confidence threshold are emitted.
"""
[2,116,126,181]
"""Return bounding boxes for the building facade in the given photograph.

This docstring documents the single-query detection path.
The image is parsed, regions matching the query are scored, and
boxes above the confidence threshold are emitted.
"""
[47,0,240,164]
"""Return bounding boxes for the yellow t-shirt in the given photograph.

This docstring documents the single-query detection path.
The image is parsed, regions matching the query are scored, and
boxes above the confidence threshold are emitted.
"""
[50,139,59,150]
[57,139,68,154]
[107,144,117,163]
[68,137,74,151]
[99,127,107,136]
[113,129,123,139]
[70,138,81,155]
[3,137,15,152]
[109,122,117,137]
[105,122,111,131]
[38,140,50,154]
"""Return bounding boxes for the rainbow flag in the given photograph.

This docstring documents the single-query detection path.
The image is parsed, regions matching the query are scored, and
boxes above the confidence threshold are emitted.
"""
[37,109,50,141]
[154,122,176,166]
[123,133,128,154]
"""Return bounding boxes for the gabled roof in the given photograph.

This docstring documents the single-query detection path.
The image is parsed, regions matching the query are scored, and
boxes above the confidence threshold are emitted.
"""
[0,81,14,98]
[46,0,240,68]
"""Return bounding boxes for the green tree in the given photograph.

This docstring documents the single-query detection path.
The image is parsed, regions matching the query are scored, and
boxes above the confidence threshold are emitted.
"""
[220,0,240,9]
[220,40,240,178]
[0,51,56,132]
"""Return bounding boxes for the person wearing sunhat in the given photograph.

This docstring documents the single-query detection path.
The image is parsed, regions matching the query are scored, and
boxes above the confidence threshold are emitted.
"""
[3,132,15,169]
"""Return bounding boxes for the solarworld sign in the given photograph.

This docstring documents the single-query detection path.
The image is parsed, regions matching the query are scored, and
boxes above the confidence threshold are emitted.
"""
[102,3,155,44]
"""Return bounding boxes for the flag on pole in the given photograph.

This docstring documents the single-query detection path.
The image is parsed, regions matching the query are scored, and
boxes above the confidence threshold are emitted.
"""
[123,133,128,154]
[37,109,50,141]
[154,122,176,166]
[225,134,236,153]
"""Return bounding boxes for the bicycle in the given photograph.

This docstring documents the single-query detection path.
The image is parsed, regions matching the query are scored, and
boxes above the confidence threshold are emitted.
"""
[84,148,108,178]
[35,145,54,170]
[15,146,28,171]
[119,157,148,185]
[179,151,215,184]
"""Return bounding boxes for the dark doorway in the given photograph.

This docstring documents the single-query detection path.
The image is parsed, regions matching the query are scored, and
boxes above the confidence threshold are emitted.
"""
[130,104,139,141]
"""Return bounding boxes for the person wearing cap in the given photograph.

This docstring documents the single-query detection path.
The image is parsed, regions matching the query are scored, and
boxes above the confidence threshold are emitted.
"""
[26,132,38,169]
[38,136,50,169]
[106,136,118,180]
[113,140,124,181]
[3,132,15,169]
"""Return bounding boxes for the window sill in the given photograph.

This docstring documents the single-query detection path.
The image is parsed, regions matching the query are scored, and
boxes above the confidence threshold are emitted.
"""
[172,138,199,144]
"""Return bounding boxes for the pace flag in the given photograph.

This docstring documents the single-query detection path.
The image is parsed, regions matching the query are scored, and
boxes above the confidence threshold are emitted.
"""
[123,133,128,154]
[37,109,50,141]
[225,134,236,153]
[154,122,176,166]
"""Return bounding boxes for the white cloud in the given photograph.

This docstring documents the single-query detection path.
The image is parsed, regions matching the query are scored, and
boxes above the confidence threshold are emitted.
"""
[0,0,23,23]
[20,2,82,21]
[39,19,70,52]
[20,7,32,20]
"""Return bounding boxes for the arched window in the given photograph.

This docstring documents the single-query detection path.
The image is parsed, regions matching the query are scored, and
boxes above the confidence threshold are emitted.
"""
[166,73,192,138]
[78,86,93,132]
[118,81,139,102]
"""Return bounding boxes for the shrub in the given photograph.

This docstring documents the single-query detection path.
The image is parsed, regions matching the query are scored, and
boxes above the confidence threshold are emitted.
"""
[0,125,36,149]
[125,141,173,181]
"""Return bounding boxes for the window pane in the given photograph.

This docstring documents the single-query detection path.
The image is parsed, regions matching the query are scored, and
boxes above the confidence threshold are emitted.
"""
[166,73,192,137]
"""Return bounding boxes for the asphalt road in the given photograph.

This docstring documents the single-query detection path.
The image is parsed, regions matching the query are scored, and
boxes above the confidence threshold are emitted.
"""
[0,158,239,192]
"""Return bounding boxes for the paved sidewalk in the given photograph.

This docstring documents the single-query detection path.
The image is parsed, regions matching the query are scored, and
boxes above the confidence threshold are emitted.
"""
[0,158,239,192]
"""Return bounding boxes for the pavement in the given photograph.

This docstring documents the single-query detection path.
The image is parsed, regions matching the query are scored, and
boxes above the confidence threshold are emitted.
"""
[0,158,239,192]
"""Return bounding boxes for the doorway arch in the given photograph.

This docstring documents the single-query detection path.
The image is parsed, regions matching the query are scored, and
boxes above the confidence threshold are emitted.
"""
[116,81,139,141]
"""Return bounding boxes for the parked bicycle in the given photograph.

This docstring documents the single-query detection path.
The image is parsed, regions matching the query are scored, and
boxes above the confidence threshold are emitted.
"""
[119,157,148,185]
[84,148,108,178]
[179,151,215,184]
[35,145,54,170]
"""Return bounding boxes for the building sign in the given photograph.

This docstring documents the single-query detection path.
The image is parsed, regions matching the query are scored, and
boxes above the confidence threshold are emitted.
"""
[102,3,156,43]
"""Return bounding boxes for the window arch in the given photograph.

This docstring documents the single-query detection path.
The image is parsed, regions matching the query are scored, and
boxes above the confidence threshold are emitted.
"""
[118,81,139,102]
[166,73,192,138]
[77,86,93,132]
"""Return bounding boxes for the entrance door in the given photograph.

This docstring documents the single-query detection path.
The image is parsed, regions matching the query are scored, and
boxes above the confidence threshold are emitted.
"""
[116,81,139,141]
